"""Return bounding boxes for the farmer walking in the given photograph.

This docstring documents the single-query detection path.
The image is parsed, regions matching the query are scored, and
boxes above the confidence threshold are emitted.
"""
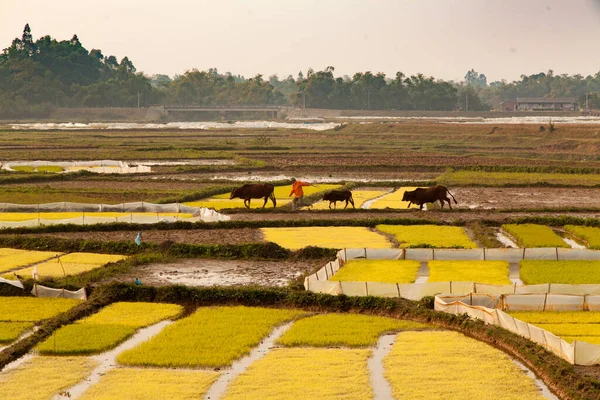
[289,178,311,210]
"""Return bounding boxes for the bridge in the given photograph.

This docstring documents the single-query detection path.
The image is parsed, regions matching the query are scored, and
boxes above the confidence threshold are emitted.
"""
[147,105,283,120]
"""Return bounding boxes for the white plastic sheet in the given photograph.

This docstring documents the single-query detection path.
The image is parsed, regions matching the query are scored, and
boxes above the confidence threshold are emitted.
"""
[31,284,86,300]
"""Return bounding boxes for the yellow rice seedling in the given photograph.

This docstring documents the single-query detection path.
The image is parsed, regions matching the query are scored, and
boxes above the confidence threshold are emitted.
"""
[329,260,421,283]
[36,323,137,355]
[13,262,104,279]
[509,311,600,324]
[36,165,64,173]
[502,224,568,248]
[0,322,34,343]
[117,306,306,368]
[223,348,372,400]
[530,323,600,337]
[520,260,600,284]
[79,302,182,327]
[184,198,291,210]
[384,331,544,400]
[563,336,600,344]
[369,187,420,209]
[0,212,192,222]
[260,226,392,250]
[0,248,32,257]
[376,225,477,248]
[428,260,510,284]
[36,302,183,355]
[0,356,97,400]
[277,313,431,347]
[0,297,81,322]
[564,225,600,250]
[307,190,389,210]
[187,184,340,209]
[0,250,62,274]
[58,253,128,264]
[79,368,220,400]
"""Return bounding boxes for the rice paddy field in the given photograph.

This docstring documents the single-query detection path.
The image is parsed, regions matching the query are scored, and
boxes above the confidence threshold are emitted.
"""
[1,120,600,397]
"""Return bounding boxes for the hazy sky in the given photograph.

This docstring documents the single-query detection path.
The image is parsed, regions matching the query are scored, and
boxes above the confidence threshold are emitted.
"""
[2,0,600,82]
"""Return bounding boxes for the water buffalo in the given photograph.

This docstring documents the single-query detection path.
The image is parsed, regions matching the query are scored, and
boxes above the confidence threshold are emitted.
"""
[323,189,355,209]
[229,183,276,209]
[401,185,457,210]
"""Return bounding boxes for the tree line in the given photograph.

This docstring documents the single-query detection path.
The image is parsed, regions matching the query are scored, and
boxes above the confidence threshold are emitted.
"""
[1,25,599,118]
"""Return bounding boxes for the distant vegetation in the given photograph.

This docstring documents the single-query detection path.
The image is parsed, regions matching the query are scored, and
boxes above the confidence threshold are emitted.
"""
[2,25,600,118]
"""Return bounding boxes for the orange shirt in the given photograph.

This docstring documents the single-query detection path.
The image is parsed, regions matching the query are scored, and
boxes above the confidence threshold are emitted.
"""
[289,181,310,198]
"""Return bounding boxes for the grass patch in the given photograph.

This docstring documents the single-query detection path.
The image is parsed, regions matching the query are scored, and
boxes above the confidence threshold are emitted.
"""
[117,306,306,368]
[520,260,600,284]
[223,348,372,400]
[277,313,431,347]
[428,260,510,285]
[0,356,97,400]
[260,227,392,250]
[502,224,568,248]
[79,368,220,400]
[329,260,421,283]
[383,331,544,400]
[564,225,600,249]
[376,225,476,248]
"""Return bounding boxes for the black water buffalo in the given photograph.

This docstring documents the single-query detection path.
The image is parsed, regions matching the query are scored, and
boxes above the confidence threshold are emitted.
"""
[230,183,276,209]
[323,189,355,209]
[402,185,457,210]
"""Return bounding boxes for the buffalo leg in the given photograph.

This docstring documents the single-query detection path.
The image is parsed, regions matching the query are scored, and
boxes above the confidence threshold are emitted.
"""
[439,199,445,209]
[349,197,355,209]
[419,203,424,210]
[244,199,251,209]
[262,196,268,209]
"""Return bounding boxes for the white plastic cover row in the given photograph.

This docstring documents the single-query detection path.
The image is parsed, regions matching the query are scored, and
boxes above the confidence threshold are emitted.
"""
[1,160,151,174]
[304,248,600,300]
[434,296,600,366]
[31,283,87,300]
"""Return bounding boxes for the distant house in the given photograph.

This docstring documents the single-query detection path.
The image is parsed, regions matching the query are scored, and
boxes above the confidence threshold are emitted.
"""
[500,101,517,111]
[516,97,578,111]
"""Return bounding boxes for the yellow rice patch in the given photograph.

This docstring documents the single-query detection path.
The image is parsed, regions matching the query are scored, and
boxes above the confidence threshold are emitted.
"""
[428,260,510,285]
[0,212,193,222]
[376,225,477,248]
[330,260,421,283]
[0,356,97,400]
[369,187,420,209]
[223,348,372,400]
[307,190,389,210]
[79,368,219,400]
[384,331,544,400]
[0,297,81,322]
[260,226,392,250]
[0,250,62,274]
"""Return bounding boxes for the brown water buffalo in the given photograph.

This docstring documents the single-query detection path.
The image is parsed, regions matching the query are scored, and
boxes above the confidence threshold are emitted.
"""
[401,185,457,210]
[323,189,355,209]
[230,183,276,209]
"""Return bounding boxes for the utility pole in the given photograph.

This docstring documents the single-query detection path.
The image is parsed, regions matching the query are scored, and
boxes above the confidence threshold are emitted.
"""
[586,92,589,111]
[465,92,469,112]
[137,91,140,108]
[302,91,306,110]
[367,87,371,110]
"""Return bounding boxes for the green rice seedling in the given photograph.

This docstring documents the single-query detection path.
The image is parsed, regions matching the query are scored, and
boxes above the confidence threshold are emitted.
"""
[329,260,421,283]
[564,225,600,249]
[376,225,477,248]
[383,331,544,400]
[520,260,600,284]
[428,260,510,285]
[277,314,431,348]
[223,348,372,400]
[117,306,306,368]
[0,297,81,322]
[36,324,137,355]
[0,322,34,344]
[79,368,220,400]
[11,166,35,173]
[0,356,97,400]
[502,224,568,248]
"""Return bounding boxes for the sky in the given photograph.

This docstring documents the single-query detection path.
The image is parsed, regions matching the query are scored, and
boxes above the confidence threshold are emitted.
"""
[2,0,600,82]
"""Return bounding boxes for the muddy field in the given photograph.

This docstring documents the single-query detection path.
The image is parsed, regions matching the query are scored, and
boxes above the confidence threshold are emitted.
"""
[101,258,320,287]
